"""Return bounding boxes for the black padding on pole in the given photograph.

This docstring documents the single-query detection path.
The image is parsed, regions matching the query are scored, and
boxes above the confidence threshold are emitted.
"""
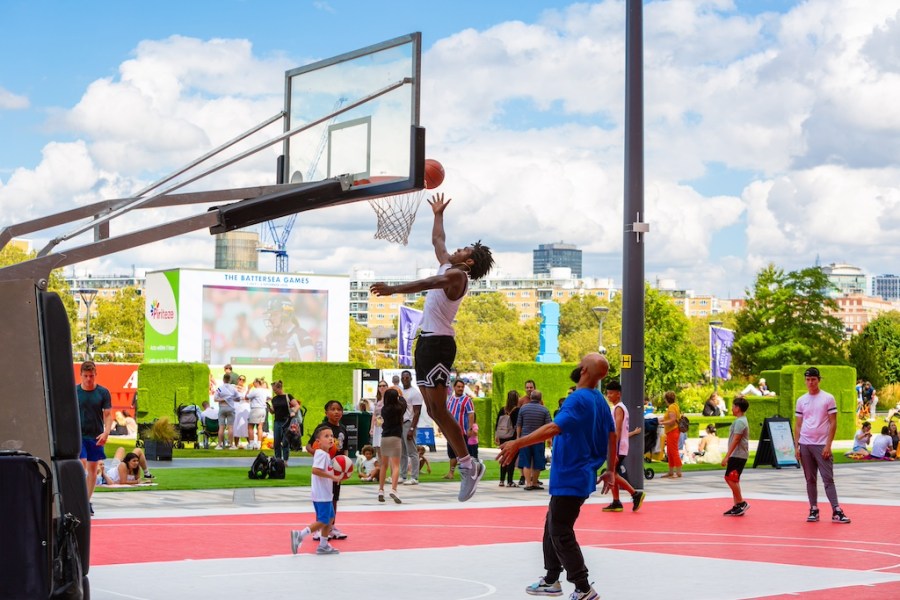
[39,291,82,459]
[54,457,91,575]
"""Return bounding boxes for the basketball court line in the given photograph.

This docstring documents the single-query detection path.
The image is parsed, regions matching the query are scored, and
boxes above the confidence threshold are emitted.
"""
[86,496,900,599]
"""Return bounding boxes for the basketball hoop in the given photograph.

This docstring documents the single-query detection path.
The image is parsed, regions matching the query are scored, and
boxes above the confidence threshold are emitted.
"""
[368,189,426,246]
[368,159,444,246]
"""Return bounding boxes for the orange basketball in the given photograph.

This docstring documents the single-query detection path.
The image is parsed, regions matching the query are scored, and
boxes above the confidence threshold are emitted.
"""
[424,159,445,189]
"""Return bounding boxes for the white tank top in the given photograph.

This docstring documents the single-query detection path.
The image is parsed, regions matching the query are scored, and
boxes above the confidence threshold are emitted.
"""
[420,264,468,337]
[614,400,630,456]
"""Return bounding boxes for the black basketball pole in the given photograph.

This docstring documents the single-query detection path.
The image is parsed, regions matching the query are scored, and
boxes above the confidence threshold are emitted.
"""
[622,0,647,492]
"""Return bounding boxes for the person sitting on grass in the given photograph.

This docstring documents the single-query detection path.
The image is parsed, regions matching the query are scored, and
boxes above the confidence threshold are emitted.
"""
[869,426,895,460]
[845,422,872,459]
[355,445,380,481]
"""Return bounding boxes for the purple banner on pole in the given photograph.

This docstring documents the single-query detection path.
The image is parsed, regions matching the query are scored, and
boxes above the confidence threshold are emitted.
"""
[398,305,424,367]
[710,326,735,380]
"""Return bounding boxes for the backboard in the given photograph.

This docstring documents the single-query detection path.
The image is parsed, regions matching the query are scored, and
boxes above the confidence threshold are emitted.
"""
[283,32,424,203]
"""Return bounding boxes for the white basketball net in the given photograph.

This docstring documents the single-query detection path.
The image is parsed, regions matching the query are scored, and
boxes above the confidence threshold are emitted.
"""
[368,189,426,246]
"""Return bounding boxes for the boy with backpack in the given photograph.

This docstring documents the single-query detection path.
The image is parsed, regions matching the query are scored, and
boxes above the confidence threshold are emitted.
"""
[291,424,343,555]
[722,396,750,516]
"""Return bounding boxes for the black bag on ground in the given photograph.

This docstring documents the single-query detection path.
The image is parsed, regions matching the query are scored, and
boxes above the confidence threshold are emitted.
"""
[51,512,84,600]
[248,452,269,480]
[268,457,286,479]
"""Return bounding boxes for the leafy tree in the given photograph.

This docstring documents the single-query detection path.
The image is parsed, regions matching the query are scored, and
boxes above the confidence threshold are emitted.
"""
[455,292,536,370]
[687,313,737,375]
[0,245,77,331]
[731,264,846,376]
[642,286,703,396]
[348,317,370,363]
[848,311,900,388]
[90,287,144,358]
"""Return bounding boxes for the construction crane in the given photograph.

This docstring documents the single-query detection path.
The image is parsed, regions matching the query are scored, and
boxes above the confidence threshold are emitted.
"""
[260,98,346,272]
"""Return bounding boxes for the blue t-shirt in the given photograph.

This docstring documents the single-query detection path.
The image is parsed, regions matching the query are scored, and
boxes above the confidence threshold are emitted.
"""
[549,387,614,497]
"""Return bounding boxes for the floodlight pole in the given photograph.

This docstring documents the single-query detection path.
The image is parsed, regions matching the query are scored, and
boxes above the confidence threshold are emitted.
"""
[591,306,609,355]
[621,0,647,494]
[74,288,99,360]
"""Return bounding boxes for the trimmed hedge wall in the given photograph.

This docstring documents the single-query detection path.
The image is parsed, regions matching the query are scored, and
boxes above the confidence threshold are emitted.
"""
[136,363,210,422]
[273,362,368,434]
[776,364,857,440]
[490,362,578,447]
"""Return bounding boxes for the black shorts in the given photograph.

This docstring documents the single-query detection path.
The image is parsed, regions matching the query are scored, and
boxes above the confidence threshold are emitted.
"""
[615,454,627,477]
[725,457,747,482]
[415,335,456,388]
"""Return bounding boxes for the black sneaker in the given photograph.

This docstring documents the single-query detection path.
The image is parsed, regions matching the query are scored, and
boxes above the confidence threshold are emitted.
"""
[602,500,624,512]
[632,491,646,512]
[723,505,740,516]
[807,507,820,522]
[733,501,750,516]
[832,508,851,524]
[519,476,526,486]
[89,503,94,516]
[143,472,154,479]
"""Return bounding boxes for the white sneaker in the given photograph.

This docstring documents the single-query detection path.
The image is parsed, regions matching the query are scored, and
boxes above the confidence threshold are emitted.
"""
[290,529,308,554]
[458,459,485,502]
[403,478,418,485]
[214,445,224,450]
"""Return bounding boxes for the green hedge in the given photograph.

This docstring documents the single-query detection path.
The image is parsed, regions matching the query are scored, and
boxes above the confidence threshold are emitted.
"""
[777,365,857,440]
[490,362,578,447]
[273,362,368,433]
[136,363,210,422]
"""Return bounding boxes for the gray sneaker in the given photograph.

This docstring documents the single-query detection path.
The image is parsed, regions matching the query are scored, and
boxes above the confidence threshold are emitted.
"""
[526,577,563,596]
[316,544,340,555]
[290,529,307,554]
[458,458,485,502]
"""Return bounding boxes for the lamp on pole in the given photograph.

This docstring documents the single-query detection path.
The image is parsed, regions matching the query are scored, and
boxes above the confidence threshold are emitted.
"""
[73,288,99,360]
[591,306,610,355]
[709,320,724,394]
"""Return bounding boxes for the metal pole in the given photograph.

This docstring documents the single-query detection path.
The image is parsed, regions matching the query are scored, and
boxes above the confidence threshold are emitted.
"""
[592,306,609,355]
[622,0,646,494]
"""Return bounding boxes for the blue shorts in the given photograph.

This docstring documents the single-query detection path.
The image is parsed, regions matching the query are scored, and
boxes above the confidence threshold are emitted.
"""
[517,442,547,470]
[80,437,107,462]
[313,501,335,525]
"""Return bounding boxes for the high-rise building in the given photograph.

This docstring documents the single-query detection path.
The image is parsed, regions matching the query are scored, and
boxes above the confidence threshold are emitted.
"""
[820,263,866,297]
[872,274,900,301]
[215,231,259,271]
[533,242,582,277]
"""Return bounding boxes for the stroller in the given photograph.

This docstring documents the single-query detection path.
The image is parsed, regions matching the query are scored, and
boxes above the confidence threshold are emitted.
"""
[641,416,659,479]
[175,404,202,448]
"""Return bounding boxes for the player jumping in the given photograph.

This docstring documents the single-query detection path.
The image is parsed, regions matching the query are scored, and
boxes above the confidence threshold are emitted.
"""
[370,193,494,501]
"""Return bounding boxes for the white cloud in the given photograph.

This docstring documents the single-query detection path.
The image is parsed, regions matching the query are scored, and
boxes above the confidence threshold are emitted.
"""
[0,86,29,110]
[5,1,900,299]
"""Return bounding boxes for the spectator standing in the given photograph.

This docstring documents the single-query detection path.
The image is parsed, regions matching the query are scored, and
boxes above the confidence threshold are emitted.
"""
[495,390,520,487]
[214,373,241,449]
[246,378,270,450]
[370,380,388,466]
[267,380,299,464]
[793,367,851,524]
[77,360,113,508]
[444,379,475,479]
[377,387,407,503]
[657,391,683,478]
[399,370,424,485]
[516,390,552,490]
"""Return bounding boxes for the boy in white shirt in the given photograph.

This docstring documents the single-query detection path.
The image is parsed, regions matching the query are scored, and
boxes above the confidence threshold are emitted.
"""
[290,425,343,555]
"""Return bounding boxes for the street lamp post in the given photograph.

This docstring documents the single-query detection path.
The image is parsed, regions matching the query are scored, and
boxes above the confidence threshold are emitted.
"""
[709,320,724,394]
[73,288,99,360]
[591,306,610,355]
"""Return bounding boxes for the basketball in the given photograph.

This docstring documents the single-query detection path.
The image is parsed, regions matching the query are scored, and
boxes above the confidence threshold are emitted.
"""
[332,455,354,480]
[424,159,445,189]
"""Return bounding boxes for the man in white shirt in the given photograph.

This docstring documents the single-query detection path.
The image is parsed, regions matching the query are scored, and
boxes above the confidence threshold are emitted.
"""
[215,373,242,450]
[399,370,424,484]
[793,367,850,524]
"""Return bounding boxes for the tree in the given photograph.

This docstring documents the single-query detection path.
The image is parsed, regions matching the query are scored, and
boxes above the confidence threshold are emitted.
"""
[0,245,77,331]
[731,264,846,376]
[642,287,703,396]
[348,317,370,363]
[687,313,738,375]
[848,311,900,388]
[455,292,536,370]
[90,287,144,358]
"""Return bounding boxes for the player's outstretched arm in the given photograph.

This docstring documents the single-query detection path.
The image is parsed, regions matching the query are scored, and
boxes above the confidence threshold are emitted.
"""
[370,269,465,297]
[429,193,452,265]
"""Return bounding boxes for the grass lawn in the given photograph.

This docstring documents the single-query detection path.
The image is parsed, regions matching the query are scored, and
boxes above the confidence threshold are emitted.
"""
[95,438,866,493]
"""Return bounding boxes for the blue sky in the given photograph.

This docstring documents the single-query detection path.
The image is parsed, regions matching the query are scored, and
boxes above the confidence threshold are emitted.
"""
[3,0,899,300]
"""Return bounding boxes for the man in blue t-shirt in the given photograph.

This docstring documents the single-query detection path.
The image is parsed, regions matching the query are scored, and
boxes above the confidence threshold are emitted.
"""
[497,353,616,600]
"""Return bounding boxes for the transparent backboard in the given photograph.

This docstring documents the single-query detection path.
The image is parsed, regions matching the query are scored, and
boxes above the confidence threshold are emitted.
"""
[283,33,422,196]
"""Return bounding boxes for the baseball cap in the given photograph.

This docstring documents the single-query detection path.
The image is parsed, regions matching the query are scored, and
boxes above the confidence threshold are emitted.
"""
[804,367,821,378]
[606,380,622,392]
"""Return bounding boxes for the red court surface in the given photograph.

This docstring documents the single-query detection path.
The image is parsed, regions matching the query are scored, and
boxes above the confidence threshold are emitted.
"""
[90,498,900,598]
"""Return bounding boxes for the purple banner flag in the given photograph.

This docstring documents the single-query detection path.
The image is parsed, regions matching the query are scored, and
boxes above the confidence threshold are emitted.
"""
[398,305,424,367]
[710,326,735,380]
